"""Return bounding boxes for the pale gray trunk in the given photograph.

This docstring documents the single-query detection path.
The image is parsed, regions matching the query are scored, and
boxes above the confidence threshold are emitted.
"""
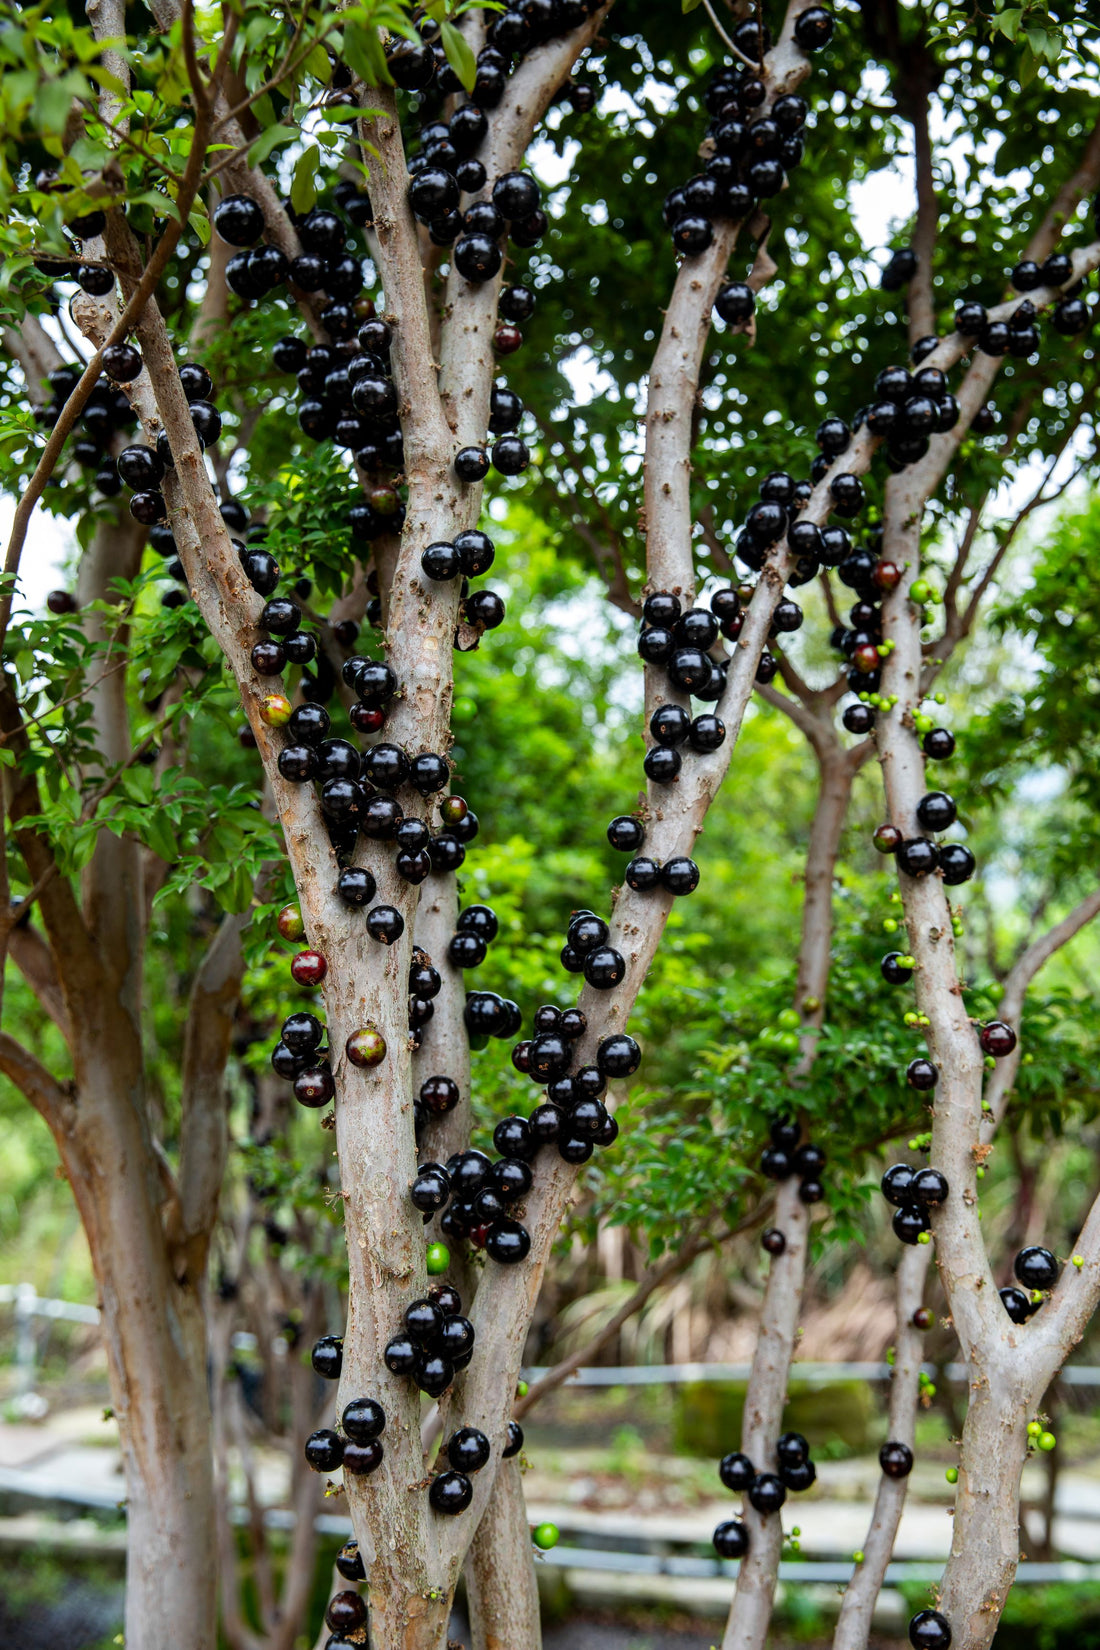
[466,1460,541,1650]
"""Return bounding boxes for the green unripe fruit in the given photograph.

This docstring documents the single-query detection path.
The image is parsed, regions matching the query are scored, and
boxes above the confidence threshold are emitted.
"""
[426,1243,450,1275]
[946,1466,958,1484]
[1038,1431,1056,1452]
[532,1522,559,1550]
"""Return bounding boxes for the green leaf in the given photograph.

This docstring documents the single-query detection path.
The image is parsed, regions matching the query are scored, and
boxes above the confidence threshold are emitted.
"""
[342,20,391,87]
[247,122,299,167]
[304,42,332,83]
[141,810,177,863]
[290,143,320,215]
[440,20,476,93]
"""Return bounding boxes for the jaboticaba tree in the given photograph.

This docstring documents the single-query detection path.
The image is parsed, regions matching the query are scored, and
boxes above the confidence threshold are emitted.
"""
[2,4,1100,1650]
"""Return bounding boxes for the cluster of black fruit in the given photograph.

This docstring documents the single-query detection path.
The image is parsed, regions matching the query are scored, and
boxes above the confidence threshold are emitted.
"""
[320,1533,369,1646]
[662,9,834,258]
[305,1392,386,1479]
[384,1282,477,1397]
[954,250,1092,355]
[873,788,975,890]
[512,1010,637,1165]
[759,1116,827,1204]
[217,192,371,329]
[636,586,741,725]
[271,1007,335,1109]
[1000,1244,1060,1324]
[881,1161,949,1247]
[34,358,135,500]
[734,464,867,681]
[29,170,112,292]
[419,1144,533,1266]
[606,810,702,899]
[712,1430,818,1559]
[387,0,602,100]
[421,525,507,640]
[850,360,960,474]
[278,658,474,858]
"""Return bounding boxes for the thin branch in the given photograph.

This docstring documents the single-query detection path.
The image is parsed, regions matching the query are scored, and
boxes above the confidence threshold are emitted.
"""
[0,1032,72,1127]
[832,1243,934,1648]
[981,883,1100,1136]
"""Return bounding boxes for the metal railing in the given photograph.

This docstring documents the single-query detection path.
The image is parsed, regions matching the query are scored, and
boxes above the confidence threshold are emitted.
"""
[7,1286,1100,1397]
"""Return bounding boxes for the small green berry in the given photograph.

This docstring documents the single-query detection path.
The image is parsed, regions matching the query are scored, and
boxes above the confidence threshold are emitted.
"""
[1027,1421,1042,1438]
[517,1379,529,1396]
[917,1231,931,1245]
[532,1522,560,1550]
[426,1242,451,1275]
[884,918,899,934]
[852,1549,864,1563]
[1038,1431,1056,1452]
[946,1466,958,1484]
[1074,1255,1085,1269]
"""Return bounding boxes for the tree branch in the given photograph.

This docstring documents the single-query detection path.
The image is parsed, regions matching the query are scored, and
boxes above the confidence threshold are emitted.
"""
[832,1243,934,1649]
[0,1031,73,1127]
[175,909,248,1282]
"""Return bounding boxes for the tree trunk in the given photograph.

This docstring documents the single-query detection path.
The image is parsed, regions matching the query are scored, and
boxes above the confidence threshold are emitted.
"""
[59,1014,218,1650]
[466,1459,541,1650]
[935,1379,1030,1649]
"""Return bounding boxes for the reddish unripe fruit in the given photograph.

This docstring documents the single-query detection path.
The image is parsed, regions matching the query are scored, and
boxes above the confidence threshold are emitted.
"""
[912,1306,934,1330]
[350,702,386,734]
[440,795,469,825]
[291,950,327,987]
[511,1040,532,1074]
[979,1020,1017,1057]
[873,823,902,853]
[277,903,305,940]
[873,559,902,591]
[853,642,881,674]
[346,1027,387,1068]
[342,1438,384,1475]
[326,1591,367,1633]
[494,324,523,354]
[260,693,292,726]
[368,484,399,516]
[470,1223,491,1249]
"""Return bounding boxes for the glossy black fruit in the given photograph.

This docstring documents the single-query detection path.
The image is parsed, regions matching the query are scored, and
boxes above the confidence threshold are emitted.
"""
[447,1427,491,1474]
[1014,1246,1058,1290]
[304,1428,344,1472]
[748,1472,786,1513]
[1000,1286,1033,1324]
[893,1204,930,1245]
[719,1450,756,1491]
[908,1609,951,1649]
[880,1440,914,1479]
[607,816,645,852]
[311,1335,343,1379]
[343,1396,386,1443]
[214,193,265,246]
[713,1519,749,1558]
[429,1469,473,1513]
